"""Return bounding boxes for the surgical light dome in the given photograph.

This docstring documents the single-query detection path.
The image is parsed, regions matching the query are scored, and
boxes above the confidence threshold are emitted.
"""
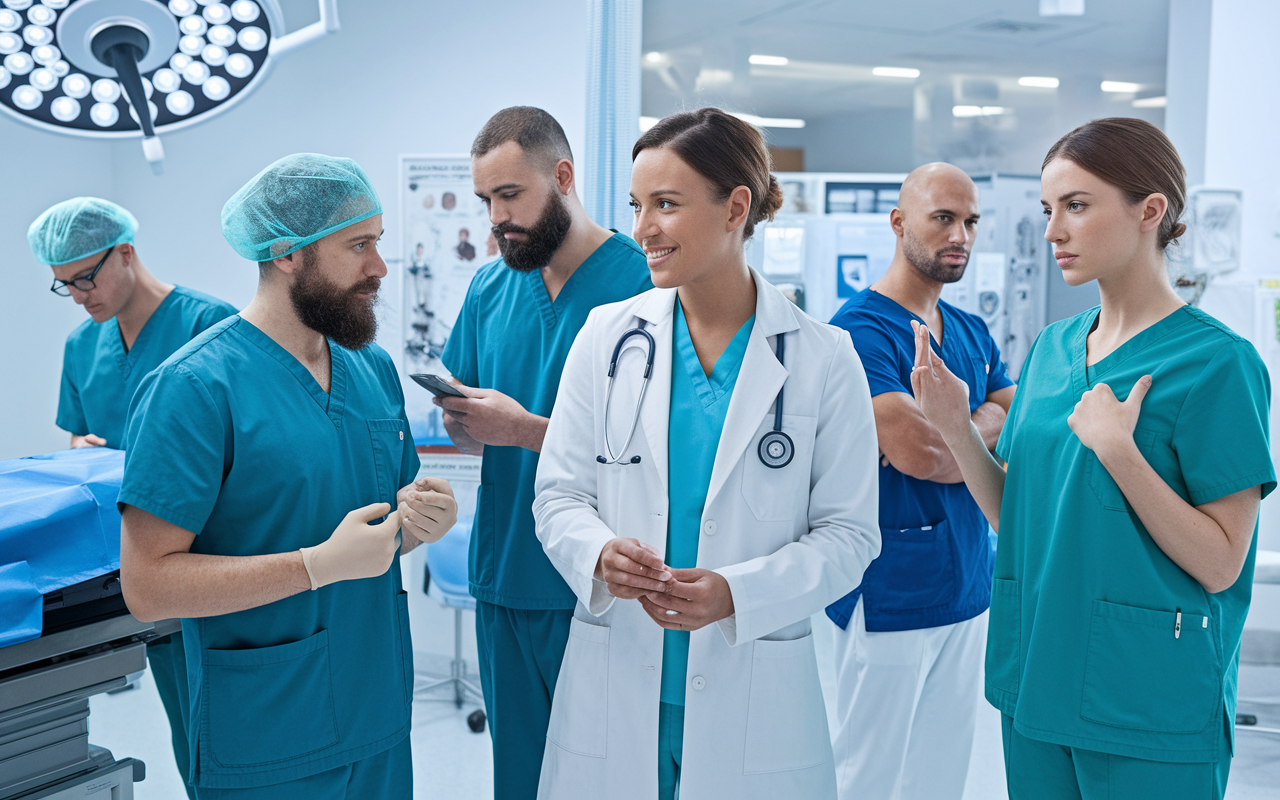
[0,0,340,174]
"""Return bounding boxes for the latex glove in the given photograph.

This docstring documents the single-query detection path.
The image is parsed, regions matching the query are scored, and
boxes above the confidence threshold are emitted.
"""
[397,476,458,546]
[299,503,402,590]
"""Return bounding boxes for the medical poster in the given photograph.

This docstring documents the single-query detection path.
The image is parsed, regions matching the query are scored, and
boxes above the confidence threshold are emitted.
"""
[400,155,494,445]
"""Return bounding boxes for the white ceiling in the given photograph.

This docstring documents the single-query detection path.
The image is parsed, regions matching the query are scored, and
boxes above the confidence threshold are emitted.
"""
[641,0,1170,120]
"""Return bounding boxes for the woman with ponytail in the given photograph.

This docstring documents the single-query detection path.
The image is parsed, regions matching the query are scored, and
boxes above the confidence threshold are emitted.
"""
[912,117,1274,799]
[531,107,881,799]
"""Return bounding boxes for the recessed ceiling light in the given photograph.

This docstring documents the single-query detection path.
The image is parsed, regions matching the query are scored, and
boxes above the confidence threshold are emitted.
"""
[953,105,1009,117]
[1018,76,1059,88]
[1132,96,1167,108]
[643,51,664,65]
[1101,80,1142,93]
[749,54,788,66]
[730,111,805,128]
[873,66,920,78]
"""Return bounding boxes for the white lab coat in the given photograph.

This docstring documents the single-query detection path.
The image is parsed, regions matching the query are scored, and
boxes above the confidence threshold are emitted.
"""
[533,270,881,800]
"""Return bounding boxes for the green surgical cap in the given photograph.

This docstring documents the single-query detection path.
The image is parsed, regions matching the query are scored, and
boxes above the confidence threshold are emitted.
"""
[221,153,382,262]
[28,197,139,267]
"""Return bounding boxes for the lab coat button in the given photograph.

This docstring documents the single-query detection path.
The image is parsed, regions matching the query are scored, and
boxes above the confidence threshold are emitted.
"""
[692,676,706,690]
[704,520,717,535]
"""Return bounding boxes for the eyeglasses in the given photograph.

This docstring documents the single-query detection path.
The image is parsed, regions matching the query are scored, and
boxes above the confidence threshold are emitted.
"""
[50,246,114,297]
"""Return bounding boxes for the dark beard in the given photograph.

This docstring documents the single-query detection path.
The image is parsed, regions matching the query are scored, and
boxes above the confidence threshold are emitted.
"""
[903,228,968,284]
[492,190,572,272]
[289,247,380,350]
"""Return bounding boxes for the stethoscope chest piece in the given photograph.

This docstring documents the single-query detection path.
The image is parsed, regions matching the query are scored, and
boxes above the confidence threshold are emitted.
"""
[758,430,794,469]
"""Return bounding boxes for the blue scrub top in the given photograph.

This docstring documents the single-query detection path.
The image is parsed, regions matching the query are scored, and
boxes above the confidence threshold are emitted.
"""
[661,303,754,706]
[118,317,421,789]
[826,289,1013,632]
[57,286,237,449]
[992,306,1274,763]
[442,233,652,609]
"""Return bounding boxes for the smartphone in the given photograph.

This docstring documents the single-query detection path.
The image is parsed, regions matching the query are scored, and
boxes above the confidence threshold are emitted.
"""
[410,373,467,399]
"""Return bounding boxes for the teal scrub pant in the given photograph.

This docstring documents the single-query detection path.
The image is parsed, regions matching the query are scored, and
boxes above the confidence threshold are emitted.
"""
[148,632,195,800]
[657,702,685,800]
[475,602,572,800]
[193,735,411,799]
[1001,715,1230,800]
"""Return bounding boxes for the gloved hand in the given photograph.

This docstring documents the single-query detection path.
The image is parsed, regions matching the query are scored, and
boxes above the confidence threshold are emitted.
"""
[397,476,458,546]
[299,503,402,590]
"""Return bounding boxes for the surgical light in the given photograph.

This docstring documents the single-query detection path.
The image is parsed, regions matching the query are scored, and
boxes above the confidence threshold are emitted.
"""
[0,0,342,174]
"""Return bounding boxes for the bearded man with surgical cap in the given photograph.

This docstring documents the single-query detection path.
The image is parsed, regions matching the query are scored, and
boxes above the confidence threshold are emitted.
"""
[29,196,237,800]
[116,154,458,799]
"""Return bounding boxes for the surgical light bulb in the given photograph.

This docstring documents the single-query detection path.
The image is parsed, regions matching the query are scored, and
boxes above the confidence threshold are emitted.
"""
[89,101,118,126]
[230,0,259,23]
[196,0,214,5]
[91,77,120,102]
[179,34,204,55]
[61,72,90,98]
[201,44,226,65]
[51,59,67,76]
[169,52,192,72]
[42,0,69,8]
[202,3,231,24]
[3,50,32,74]
[179,15,207,35]
[168,0,197,14]
[0,9,19,31]
[2,0,32,10]
[202,74,229,100]
[26,3,53,25]
[224,52,252,78]
[28,66,55,90]
[0,66,9,90]
[11,84,41,110]
[237,25,266,51]
[165,88,194,115]
[0,31,20,54]
[127,99,159,124]
[152,67,180,93]
[22,24,52,46]
[141,75,154,98]
[30,43,56,63]
[50,95,80,121]
[206,24,234,46]
[183,60,209,84]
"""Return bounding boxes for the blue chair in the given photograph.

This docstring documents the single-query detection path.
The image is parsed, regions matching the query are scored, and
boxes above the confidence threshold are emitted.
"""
[418,515,487,732]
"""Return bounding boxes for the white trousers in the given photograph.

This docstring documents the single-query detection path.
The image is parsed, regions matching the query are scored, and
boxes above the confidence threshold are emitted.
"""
[831,598,988,800]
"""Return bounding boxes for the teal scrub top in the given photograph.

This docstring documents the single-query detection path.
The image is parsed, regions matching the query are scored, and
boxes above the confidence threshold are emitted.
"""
[441,233,652,609]
[660,302,754,705]
[57,286,237,449]
[118,317,420,790]
[991,306,1275,763]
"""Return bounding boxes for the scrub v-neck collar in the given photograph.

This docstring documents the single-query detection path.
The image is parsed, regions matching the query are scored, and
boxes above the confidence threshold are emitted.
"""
[234,317,348,425]
[1071,305,1193,395]
[107,286,178,376]
[674,300,755,410]
[523,233,619,329]
[868,289,951,353]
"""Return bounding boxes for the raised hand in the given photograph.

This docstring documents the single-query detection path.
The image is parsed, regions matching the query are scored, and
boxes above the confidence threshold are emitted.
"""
[908,320,971,444]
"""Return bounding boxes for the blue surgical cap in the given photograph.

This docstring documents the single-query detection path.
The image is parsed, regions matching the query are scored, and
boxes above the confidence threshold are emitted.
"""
[28,197,139,267]
[221,153,383,263]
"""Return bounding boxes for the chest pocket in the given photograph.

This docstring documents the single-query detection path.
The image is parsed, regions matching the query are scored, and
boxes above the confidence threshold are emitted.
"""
[368,419,407,505]
[741,414,817,521]
[1087,427,1163,512]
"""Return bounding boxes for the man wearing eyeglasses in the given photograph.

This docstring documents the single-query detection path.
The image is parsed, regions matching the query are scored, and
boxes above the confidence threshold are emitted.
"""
[31,197,237,451]
[28,196,236,800]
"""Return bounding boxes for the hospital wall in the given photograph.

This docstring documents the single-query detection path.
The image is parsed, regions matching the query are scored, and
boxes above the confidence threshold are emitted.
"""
[0,0,591,461]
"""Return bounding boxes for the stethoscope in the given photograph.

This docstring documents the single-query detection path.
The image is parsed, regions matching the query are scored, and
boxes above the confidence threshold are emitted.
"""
[597,324,794,469]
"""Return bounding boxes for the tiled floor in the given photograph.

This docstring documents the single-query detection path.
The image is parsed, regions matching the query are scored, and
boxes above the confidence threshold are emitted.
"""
[86,563,1280,798]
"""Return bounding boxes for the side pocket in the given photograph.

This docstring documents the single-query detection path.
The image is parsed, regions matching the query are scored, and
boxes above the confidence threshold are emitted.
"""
[204,631,339,768]
[546,617,610,758]
[1081,600,1220,733]
[396,591,414,705]
[985,579,1021,696]
[743,633,827,774]
[368,419,407,505]
[862,520,958,613]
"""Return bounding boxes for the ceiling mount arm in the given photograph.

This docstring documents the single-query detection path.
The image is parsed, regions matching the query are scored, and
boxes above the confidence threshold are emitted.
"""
[269,0,339,58]
[91,24,165,174]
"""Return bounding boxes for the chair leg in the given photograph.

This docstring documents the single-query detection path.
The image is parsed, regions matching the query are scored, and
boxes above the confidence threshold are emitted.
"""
[453,607,465,708]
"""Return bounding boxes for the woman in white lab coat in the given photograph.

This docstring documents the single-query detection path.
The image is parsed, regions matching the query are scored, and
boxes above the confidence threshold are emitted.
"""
[532,107,882,800]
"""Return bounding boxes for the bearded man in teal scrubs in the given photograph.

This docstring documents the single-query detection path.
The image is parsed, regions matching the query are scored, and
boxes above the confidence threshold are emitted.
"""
[117,154,458,799]
[30,196,237,800]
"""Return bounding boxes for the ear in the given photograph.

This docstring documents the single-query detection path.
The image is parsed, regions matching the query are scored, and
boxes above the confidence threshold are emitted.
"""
[116,242,135,266]
[554,158,575,195]
[271,250,302,276]
[889,207,906,238]
[725,185,752,234]
[1139,193,1169,235]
